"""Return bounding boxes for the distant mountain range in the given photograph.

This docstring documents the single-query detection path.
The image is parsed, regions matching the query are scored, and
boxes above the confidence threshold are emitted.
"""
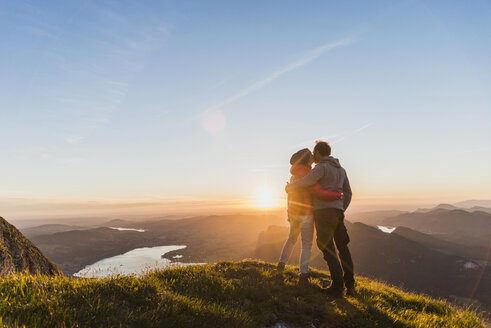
[414,203,461,213]
[349,201,491,225]
[414,203,491,214]
[254,221,491,314]
[467,206,491,214]
[393,226,489,263]
[28,214,285,274]
[347,209,407,226]
[454,200,491,208]
[382,208,491,247]
[349,203,491,249]
[21,224,92,238]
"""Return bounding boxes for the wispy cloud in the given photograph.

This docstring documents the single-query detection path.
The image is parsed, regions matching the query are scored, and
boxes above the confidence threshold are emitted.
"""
[214,38,354,110]
[65,135,85,145]
[37,3,172,144]
[15,147,51,160]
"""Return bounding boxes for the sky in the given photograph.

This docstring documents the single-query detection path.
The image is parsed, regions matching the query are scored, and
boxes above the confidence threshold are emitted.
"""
[1,0,490,219]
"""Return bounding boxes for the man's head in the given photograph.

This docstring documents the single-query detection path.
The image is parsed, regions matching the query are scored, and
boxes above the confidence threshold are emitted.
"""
[313,141,331,163]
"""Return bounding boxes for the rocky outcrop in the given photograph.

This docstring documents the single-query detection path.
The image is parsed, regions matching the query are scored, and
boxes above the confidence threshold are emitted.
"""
[0,216,62,276]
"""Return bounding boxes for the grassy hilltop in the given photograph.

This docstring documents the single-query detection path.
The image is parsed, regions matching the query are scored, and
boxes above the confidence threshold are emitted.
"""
[0,261,486,328]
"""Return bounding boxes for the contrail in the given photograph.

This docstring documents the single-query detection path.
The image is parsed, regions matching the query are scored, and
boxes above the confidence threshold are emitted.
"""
[216,38,354,110]
[331,123,373,144]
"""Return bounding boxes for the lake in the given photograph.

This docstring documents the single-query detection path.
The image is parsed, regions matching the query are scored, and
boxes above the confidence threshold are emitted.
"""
[109,227,145,232]
[377,225,396,234]
[74,245,187,278]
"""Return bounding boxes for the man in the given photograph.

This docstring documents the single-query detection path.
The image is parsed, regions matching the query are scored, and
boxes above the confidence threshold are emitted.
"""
[285,141,355,297]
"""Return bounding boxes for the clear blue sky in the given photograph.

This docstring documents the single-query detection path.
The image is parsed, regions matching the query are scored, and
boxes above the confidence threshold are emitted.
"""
[1,0,490,217]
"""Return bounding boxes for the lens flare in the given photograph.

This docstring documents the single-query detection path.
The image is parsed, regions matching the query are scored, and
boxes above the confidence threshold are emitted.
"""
[202,109,226,134]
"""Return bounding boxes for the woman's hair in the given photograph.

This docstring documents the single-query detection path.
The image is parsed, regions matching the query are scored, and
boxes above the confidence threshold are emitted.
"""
[290,148,312,166]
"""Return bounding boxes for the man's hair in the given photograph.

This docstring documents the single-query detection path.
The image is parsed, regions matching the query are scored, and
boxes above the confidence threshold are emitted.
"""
[290,148,312,166]
[314,141,331,156]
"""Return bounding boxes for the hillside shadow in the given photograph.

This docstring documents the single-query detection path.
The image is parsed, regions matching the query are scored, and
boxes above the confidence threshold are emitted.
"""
[323,297,411,328]
[306,270,411,327]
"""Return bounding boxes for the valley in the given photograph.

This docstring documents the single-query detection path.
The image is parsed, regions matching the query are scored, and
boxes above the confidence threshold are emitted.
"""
[17,204,491,317]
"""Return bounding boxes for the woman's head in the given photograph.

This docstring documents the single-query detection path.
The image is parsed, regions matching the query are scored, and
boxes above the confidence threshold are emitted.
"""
[290,148,313,166]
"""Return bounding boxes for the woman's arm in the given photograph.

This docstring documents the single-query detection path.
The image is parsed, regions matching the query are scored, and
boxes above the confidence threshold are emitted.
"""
[309,183,343,201]
[285,165,323,193]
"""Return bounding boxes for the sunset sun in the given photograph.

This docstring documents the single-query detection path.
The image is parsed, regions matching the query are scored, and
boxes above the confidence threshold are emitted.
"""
[253,186,281,209]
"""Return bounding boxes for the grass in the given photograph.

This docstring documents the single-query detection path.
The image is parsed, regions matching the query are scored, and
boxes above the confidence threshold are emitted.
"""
[0,261,487,328]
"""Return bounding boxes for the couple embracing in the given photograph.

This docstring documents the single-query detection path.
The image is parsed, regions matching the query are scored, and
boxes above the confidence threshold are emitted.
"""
[279,141,355,298]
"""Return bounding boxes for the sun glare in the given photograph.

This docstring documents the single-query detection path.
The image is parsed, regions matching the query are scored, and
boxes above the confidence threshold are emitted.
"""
[253,187,281,209]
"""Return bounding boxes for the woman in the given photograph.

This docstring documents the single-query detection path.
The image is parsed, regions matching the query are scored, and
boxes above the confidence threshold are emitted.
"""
[277,148,342,285]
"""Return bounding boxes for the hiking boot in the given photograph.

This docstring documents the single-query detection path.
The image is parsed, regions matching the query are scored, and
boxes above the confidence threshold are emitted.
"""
[277,262,285,272]
[298,273,309,286]
[324,286,344,298]
[346,286,356,297]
